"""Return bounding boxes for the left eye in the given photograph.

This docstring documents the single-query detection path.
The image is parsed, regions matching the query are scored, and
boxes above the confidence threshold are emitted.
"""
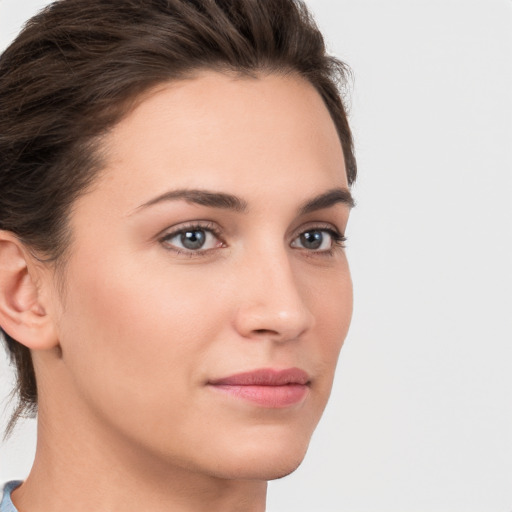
[162,228,221,251]
[290,229,340,251]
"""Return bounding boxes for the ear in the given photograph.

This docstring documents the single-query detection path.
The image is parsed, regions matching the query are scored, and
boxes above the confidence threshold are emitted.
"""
[0,231,59,350]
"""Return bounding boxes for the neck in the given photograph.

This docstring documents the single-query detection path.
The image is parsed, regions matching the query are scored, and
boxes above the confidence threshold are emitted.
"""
[12,400,267,512]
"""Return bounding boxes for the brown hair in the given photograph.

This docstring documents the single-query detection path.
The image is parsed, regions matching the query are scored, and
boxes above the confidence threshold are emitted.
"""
[0,0,357,435]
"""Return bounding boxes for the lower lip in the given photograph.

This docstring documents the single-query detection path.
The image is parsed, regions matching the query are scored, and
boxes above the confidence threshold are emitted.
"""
[209,384,309,408]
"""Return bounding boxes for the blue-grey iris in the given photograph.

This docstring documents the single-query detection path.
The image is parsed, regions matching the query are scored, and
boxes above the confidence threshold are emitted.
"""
[181,230,206,250]
[300,231,323,250]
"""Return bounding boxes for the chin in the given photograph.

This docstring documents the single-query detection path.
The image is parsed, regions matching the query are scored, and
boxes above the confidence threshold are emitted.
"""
[202,430,312,481]
[210,452,307,482]
[248,455,306,481]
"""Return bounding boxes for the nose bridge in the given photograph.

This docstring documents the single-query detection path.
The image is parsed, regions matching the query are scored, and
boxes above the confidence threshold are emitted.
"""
[233,240,315,341]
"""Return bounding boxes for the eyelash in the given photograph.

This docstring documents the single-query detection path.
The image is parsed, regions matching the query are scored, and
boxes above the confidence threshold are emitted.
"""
[158,222,347,258]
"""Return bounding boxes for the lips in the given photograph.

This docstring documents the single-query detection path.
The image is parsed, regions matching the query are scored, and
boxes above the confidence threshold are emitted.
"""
[208,368,310,408]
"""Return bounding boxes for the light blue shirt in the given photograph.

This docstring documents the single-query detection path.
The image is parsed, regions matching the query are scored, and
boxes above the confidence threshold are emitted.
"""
[0,481,21,512]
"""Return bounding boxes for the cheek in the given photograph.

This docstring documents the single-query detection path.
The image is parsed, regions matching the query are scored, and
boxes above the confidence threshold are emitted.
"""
[55,252,227,424]
[303,262,353,379]
[64,249,220,343]
[320,272,352,351]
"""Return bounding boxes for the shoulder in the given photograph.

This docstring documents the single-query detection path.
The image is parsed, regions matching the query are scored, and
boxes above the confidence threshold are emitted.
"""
[0,481,22,512]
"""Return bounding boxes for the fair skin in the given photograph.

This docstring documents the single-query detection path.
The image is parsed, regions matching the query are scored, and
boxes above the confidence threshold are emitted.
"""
[0,71,353,512]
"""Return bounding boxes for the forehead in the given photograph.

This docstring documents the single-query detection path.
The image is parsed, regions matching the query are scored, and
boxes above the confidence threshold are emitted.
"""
[87,71,348,213]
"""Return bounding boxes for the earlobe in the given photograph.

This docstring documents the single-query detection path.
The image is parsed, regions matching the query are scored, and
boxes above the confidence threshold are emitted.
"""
[0,231,59,350]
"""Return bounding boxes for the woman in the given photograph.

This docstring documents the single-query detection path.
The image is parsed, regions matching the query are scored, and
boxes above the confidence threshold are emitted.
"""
[0,0,356,510]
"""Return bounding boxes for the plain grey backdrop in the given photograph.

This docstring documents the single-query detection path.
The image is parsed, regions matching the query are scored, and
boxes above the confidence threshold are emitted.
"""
[1,1,511,511]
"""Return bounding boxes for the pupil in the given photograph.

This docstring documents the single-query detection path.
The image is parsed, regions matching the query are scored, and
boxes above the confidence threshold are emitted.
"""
[301,231,323,250]
[181,230,206,250]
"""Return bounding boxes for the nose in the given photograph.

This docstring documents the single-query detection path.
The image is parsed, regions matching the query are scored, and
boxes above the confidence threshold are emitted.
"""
[232,249,315,343]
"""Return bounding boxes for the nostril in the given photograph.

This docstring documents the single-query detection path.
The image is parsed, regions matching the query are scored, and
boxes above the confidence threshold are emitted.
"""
[253,329,278,336]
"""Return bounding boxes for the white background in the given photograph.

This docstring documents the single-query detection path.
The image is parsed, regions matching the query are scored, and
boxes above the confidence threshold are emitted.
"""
[1,1,511,511]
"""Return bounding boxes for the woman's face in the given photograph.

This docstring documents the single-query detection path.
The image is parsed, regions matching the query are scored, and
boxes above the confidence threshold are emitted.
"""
[47,71,353,480]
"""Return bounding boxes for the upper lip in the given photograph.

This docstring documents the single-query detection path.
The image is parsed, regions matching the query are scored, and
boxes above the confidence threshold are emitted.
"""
[208,368,310,386]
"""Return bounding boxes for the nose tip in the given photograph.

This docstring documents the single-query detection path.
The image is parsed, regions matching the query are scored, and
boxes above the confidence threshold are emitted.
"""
[233,271,315,342]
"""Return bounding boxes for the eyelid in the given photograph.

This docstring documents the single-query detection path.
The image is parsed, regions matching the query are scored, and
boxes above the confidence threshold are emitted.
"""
[158,220,219,236]
[290,221,344,241]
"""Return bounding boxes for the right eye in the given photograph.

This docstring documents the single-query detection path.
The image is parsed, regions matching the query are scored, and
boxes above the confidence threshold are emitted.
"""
[160,223,225,254]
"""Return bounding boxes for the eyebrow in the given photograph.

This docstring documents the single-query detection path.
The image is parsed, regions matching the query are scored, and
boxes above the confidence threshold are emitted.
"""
[298,188,355,214]
[136,188,248,213]
[135,187,354,214]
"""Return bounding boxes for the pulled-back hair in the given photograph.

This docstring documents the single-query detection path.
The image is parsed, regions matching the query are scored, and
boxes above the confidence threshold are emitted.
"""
[0,0,357,435]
